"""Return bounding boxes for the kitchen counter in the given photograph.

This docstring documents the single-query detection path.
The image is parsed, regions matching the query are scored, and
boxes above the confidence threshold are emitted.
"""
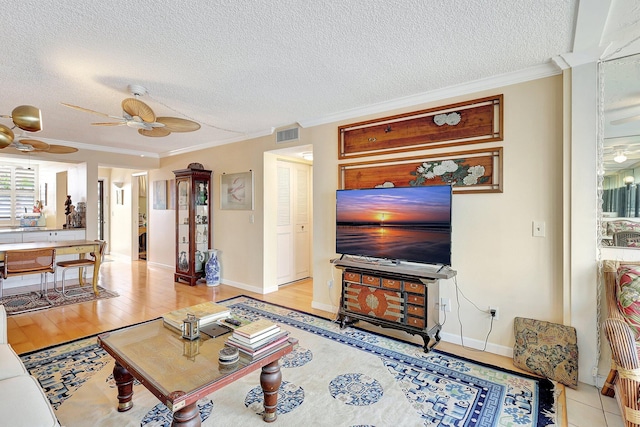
[0,227,85,233]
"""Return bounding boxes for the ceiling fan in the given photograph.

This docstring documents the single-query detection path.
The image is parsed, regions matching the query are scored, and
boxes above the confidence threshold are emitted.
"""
[0,105,78,154]
[62,85,201,137]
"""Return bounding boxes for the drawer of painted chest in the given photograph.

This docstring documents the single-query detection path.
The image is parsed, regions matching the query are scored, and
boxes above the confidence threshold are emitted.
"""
[343,272,361,283]
[362,275,381,287]
[407,316,426,329]
[404,281,425,294]
[381,278,401,290]
[406,304,425,317]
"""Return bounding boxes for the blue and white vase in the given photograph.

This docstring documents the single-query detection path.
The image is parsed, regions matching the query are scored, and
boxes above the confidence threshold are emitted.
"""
[205,249,220,286]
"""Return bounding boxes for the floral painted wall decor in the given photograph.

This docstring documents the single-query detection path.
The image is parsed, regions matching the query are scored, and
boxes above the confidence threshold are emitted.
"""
[340,147,502,194]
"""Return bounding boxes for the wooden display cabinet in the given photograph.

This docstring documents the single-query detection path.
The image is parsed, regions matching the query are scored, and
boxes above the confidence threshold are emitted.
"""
[174,164,212,286]
[334,258,456,352]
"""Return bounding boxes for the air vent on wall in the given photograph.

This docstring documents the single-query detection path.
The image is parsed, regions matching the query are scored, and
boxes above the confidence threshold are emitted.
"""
[276,127,299,143]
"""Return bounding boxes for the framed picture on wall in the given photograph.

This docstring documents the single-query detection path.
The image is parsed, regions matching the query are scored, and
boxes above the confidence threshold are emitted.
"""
[153,180,167,210]
[220,171,254,210]
[168,179,176,210]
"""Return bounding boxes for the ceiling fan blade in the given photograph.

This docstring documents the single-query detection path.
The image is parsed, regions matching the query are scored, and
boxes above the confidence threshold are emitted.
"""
[611,115,640,126]
[18,139,50,151]
[61,103,123,120]
[91,122,127,126]
[122,98,156,123]
[138,127,171,137]
[45,144,78,154]
[156,117,201,132]
[2,147,29,154]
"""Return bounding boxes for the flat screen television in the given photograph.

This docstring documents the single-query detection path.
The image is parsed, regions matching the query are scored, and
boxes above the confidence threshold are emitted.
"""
[336,185,452,266]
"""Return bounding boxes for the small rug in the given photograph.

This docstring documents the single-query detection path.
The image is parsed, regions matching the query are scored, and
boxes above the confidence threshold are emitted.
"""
[21,296,558,426]
[2,285,119,315]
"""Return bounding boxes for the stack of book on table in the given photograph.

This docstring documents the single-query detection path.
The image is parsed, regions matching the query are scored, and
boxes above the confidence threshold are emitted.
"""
[162,301,231,332]
[225,318,289,358]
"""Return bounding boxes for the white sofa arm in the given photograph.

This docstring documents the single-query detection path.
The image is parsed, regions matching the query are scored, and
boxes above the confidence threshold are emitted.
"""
[0,305,6,344]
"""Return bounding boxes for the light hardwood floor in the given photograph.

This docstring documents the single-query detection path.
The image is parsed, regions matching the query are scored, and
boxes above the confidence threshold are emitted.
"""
[6,258,332,354]
[7,257,526,367]
[5,257,575,424]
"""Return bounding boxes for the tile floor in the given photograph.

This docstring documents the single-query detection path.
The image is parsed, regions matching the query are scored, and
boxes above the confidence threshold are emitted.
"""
[567,382,623,427]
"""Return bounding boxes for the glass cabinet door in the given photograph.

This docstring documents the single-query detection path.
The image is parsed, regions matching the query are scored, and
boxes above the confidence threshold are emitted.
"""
[177,178,190,273]
[194,179,209,274]
[173,165,212,286]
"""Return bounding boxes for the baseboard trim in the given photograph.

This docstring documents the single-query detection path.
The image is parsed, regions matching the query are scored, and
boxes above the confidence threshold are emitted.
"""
[224,279,278,295]
[311,299,514,358]
[439,331,513,358]
[312,300,339,314]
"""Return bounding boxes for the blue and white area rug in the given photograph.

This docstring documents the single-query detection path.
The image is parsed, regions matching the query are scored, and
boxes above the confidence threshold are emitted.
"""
[21,296,557,426]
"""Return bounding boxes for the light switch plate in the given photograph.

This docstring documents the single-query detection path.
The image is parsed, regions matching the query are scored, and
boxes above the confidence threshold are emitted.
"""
[532,221,545,237]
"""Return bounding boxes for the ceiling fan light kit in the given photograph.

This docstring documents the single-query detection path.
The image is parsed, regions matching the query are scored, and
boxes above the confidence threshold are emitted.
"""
[614,151,628,163]
[10,105,43,132]
[0,124,14,148]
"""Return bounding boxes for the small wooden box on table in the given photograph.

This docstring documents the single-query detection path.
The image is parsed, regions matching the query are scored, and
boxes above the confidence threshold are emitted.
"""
[334,258,456,352]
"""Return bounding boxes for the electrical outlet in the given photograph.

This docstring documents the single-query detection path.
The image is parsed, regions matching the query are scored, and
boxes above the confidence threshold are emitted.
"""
[327,280,333,289]
[489,306,499,320]
[440,297,451,312]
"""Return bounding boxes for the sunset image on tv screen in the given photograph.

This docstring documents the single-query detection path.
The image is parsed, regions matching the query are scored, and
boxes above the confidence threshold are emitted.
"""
[336,185,452,265]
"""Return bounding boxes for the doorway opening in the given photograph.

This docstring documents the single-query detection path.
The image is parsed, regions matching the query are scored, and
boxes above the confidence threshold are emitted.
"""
[135,173,147,261]
[97,179,105,241]
[264,145,313,289]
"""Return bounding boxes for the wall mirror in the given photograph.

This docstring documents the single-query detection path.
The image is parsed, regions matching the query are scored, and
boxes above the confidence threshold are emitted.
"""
[601,53,640,248]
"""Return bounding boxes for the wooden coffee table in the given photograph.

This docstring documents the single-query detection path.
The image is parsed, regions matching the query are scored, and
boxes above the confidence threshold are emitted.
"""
[98,319,294,426]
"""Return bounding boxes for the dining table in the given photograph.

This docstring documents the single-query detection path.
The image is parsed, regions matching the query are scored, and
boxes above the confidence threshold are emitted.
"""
[0,240,102,295]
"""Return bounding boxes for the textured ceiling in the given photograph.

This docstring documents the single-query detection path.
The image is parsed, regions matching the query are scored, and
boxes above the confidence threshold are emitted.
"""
[0,0,637,159]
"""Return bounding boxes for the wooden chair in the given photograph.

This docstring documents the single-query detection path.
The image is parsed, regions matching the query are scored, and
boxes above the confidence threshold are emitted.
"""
[602,260,640,426]
[613,231,640,247]
[603,318,640,426]
[0,248,56,299]
[55,240,106,298]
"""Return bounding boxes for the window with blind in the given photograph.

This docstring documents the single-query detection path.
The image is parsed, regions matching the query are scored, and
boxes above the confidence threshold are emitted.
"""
[0,165,38,225]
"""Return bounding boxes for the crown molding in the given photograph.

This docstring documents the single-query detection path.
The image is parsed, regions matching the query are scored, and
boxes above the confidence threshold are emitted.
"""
[25,137,161,158]
[157,63,564,157]
[298,63,562,128]
[161,128,276,157]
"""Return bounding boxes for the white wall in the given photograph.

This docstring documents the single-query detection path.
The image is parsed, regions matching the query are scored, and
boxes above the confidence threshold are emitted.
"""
[308,77,564,357]
[145,169,177,268]
[109,168,133,258]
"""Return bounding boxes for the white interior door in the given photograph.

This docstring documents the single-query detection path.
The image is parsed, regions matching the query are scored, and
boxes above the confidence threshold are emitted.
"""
[276,164,292,284]
[293,165,310,279]
[276,160,311,285]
